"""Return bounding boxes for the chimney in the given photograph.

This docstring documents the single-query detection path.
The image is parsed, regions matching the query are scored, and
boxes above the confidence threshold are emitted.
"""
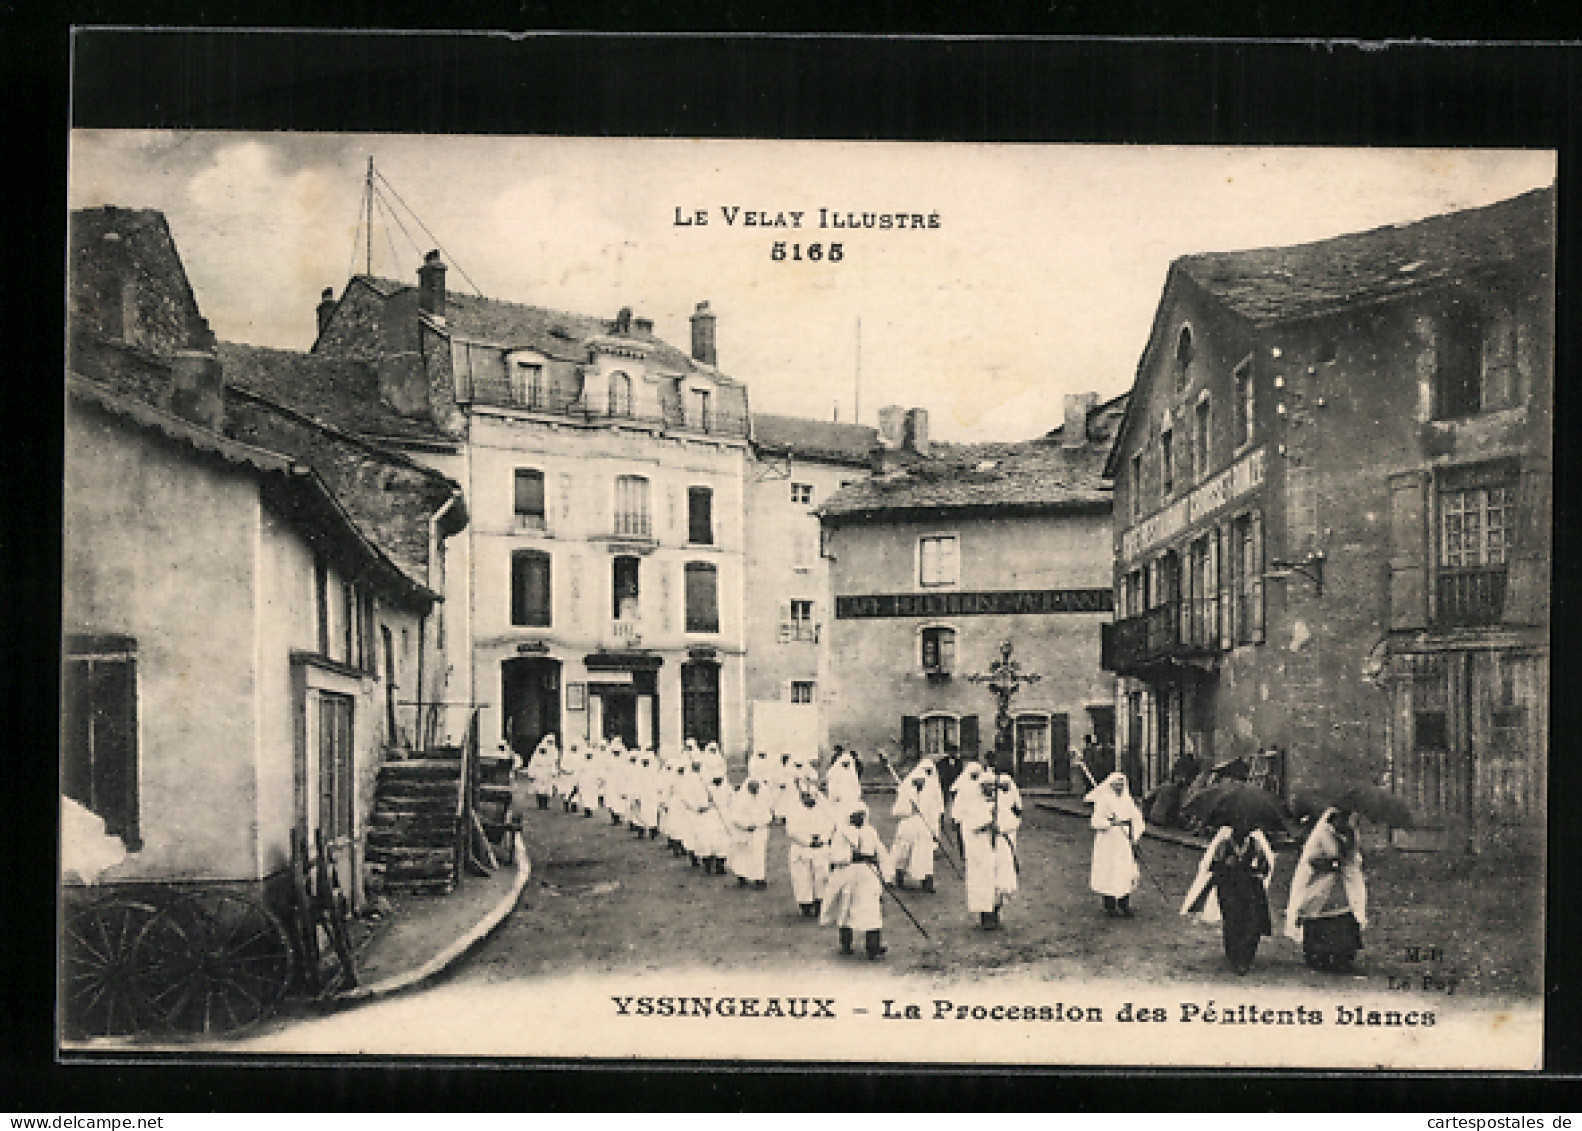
[904,407,930,456]
[613,306,633,335]
[316,287,337,335]
[166,350,225,432]
[690,300,717,366]
[876,405,906,448]
[1063,392,1101,449]
[417,250,446,317]
[633,316,654,337]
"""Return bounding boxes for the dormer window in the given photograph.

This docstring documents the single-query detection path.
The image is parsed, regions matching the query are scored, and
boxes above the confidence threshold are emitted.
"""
[1160,428,1175,498]
[511,360,545,410]
[608,371,634,418]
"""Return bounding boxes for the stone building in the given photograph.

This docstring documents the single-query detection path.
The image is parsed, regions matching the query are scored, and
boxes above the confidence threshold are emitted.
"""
[311,257,752,761]
[1101,187,1552,841]
[65,208,465,911]
[744,413,876,761]
[819,396,1124,789]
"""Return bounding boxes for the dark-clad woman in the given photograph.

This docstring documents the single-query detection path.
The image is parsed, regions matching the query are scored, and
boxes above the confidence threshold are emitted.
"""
[1182,821,1275,975]
[1283,807,1368,971]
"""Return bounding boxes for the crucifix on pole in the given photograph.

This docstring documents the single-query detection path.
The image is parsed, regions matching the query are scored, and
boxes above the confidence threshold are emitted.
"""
[966,639,1041,775]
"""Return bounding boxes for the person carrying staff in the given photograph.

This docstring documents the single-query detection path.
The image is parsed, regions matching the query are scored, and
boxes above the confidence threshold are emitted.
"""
[785,781,837,918]
[820,802,890,959]
[1087,771,1144,918]
[959,772,1019,929]
[728,777,774,889]
[889,758,944,892]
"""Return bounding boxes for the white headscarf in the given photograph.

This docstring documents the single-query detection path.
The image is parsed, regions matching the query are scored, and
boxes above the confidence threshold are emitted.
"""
[1283,808,1368,940]
[1086,771,1144,838]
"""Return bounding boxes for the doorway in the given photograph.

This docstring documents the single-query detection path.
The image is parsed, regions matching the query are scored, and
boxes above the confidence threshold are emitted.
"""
[501,656,561,760]
[682,661,721,748]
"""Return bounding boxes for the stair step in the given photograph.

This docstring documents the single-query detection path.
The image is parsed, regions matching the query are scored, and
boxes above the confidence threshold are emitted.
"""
[380,759,465,780]
[382,878,457,895]
[368,828,455,847]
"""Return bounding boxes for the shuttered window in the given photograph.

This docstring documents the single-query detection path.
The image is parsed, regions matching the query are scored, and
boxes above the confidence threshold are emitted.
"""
[684,561,719,633]
[1388,471,1430,630]
[687,486,713,545]
[63,639,140,849]
[511,550,552,627]
[514,469,546,528]
[919,534,960,587]
[613,475,651,538]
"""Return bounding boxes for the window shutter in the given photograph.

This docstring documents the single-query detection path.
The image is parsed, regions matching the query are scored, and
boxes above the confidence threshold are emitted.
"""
[1387,471,1430,630]
[901,715,921,758]
[1217,522,1234,650]
[1503,465,1549,626]
[1250,512,1265,643]
[960,715,980,756]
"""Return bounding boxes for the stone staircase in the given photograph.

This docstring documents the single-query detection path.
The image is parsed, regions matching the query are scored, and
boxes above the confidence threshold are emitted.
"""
[366,748,463,895]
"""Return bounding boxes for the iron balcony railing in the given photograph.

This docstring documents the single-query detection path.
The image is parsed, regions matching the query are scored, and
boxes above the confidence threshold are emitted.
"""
[468,378,748,438]
[1101,598,1218,674]
[1435,566,1507,628]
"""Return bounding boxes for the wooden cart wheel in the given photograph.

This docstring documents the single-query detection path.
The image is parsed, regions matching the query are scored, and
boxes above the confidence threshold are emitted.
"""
[134,892,294,1035]
[62,896,162,1038]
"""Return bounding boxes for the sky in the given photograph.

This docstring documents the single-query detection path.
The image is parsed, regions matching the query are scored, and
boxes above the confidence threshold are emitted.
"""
[67,133,1553,442]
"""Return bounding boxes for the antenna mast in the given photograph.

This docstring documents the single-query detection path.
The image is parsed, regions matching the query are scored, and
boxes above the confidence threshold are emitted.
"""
[364,157,374,277]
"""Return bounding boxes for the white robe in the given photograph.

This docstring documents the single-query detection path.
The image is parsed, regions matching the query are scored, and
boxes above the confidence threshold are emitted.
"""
[826,756,862,806]
[785,795,837,904]
[1283,809,1368,942]
[959,789,1019,913]
[1087,773,1144,898]
[685,776,731,858]
[525,736,560,795]
[820,822,888,932]
[890,769,943,880]
[728,785,774,882]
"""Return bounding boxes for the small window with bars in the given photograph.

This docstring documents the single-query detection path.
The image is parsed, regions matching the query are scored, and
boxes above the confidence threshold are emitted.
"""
[791,483,813,505]
[790,681,815,704]
[514,469,546,529]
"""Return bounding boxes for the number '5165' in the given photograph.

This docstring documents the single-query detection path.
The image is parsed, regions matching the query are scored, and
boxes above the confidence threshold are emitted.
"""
[772,242,843,262]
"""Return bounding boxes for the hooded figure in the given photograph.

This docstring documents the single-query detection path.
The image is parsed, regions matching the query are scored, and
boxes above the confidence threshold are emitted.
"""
[890,758,944,892]
[820,802,890,959]
[526,734,560,809]
[1182,822,1276,975]
[633,747,661,838]
[826,752,862,807]
[666,763,692,856]
[557,742,583,811]
[1087,771,1144,917]
[946,761,985,856]
[958,772,1020,928]
[1284,807,1368,971]
[682,763,731,873]
[701,741,728,783]
[785,782,837,917]
[577,744,603,817]
[728,778,774,887]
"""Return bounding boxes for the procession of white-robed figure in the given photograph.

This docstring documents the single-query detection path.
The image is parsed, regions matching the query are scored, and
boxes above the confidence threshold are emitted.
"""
[514,735,1368,975]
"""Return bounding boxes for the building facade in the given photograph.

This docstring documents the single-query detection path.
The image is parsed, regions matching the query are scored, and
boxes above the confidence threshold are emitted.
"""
[820,397,1123,789]
[744,414,876,762]
[312,257,753,762]
[1101,188,1552,840]
[65,208,464,911]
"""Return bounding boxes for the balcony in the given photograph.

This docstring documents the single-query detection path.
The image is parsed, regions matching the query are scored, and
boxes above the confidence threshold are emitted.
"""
[778,622,821,643]
[1101,598,1218,677]
[1434,566,1507,628]
[468,379,748,438]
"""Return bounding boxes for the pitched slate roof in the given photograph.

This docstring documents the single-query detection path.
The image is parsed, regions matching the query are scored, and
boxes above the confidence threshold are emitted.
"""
[751,413,878,466]
[1175,185,1554,327]
[819,436,1112,521]
[354,275,731,380]
[216,341,453,445]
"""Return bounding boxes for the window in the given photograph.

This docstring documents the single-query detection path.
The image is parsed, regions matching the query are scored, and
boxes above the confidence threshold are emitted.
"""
[314,558,329,654]
[790,681,815,704]
[613,475,651,538]
[608,370,634,417]
[511,361,545,410]
[792,528,817,571]
[687,486,713,545]
[1437,476,1516,627]
[612,555,640,621]
[63,636,140,849]
[1194,395,1212,483]
[922,715,961,757]
[514,469,546,529]
[1016,716,1050,764]
[1235,358,1254,448]
[317,691,355,840]
[919,534,960,587]
[789,598,816,641]
[1174,324,1194,393]
[684,562,719,633]
[791,482,814,506]
[921,626,956,673]
[1129,453,1143,520]
[511,549,552,627]
[1435,314,1484,419]
[690,388,712,432]
[1160,429,1175,497]
[340,581,372,669]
